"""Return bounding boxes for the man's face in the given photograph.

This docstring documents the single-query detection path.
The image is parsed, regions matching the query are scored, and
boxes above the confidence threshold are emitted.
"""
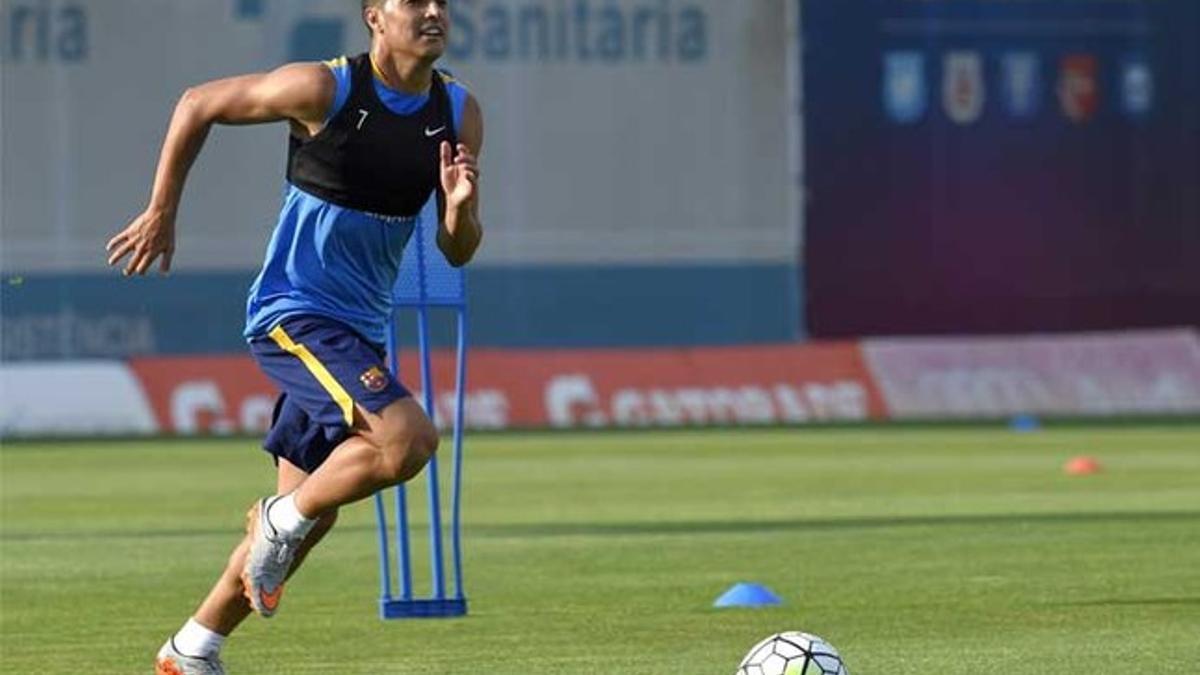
[368,0,449,61]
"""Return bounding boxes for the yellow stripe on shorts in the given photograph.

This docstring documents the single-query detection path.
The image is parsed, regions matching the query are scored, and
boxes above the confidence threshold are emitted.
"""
[268,325,355,426]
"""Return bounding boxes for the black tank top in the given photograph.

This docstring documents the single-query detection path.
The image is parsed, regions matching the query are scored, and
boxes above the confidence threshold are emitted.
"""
[287,53,457,218]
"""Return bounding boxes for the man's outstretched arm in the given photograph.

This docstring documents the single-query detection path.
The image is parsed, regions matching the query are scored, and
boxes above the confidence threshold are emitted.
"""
[106,63,334,275]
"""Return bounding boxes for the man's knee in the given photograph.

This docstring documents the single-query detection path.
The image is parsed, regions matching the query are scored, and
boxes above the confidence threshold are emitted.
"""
[378,409,439,484]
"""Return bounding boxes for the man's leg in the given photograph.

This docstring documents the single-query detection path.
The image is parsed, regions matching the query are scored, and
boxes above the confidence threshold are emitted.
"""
[196,459,338,632]
[241,398,438,617]
[156,459,336,673]
[294,398,438,518]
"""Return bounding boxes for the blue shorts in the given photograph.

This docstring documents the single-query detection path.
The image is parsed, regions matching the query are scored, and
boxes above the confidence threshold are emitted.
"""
[249,315,411,473]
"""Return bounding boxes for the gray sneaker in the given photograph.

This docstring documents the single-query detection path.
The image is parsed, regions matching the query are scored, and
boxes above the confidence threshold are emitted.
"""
[155,639,226,675]
[241,496,299,618]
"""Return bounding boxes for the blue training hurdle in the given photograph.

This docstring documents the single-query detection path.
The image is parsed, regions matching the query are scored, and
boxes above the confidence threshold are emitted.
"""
[374,207,469,619]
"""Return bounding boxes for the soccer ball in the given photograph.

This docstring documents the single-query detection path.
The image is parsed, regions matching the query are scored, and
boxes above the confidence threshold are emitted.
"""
[734,632,849,675]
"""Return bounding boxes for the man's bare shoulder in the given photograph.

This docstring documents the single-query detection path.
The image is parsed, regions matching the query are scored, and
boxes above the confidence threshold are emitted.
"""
[249,61,337,127]
[273,61,338,96]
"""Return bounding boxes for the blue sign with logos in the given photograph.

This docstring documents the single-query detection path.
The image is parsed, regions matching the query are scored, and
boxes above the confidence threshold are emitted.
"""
[801,0,1199,337]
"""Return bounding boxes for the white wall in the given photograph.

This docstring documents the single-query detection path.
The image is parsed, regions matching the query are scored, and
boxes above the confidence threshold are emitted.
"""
[1,0,793,272]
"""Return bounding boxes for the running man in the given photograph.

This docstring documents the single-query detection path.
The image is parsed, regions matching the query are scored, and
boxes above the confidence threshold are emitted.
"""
[105,2,482,673]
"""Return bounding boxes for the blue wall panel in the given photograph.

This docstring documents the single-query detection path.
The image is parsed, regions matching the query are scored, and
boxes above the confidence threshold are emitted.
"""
[0,265,801,360]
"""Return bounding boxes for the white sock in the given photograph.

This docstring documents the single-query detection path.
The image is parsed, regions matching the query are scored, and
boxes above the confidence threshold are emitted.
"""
[173,618,225,658]
[266,492,317,540]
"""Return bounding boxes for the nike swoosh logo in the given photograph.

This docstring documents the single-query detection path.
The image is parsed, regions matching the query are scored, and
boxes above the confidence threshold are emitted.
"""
[259,584,284,612]
[425,125,446,137]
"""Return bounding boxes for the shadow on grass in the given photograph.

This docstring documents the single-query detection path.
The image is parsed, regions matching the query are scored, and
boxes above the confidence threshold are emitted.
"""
[467,510,1200,538]
[1054,597,1200,608]
[4,509,1197,542]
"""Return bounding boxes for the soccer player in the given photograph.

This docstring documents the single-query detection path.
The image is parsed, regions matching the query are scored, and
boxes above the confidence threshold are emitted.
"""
[105,2,482,673]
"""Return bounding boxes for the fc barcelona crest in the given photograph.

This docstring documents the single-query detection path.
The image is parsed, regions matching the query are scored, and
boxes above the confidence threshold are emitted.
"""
[360,365,389,393]
[942,51,985,125]
[883,51,927,124]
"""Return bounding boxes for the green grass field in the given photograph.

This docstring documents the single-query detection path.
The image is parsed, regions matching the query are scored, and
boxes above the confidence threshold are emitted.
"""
[2,426,1198,674]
